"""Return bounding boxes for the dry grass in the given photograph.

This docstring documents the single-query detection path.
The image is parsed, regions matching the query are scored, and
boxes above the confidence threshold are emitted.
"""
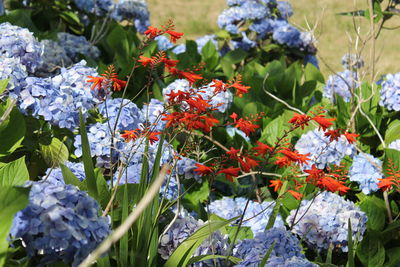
[147,0,400,76]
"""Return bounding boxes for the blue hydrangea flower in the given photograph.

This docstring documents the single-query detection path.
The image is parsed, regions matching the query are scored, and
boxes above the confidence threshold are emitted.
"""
[0,22,42,73]
[324,70,358,102]
[304,54,319,69]
[379,73,400,111]
[42,161,86,185]
[160,175,180,201]
[208,197,284,235]
[226,126,250,142]
[232,32,257,51]
[10,181,111,267]
[98,97,144,131]
[295,129,356,170]
[341,53,364,70]
[57,32,100,61]
[176,156,201,181]
[234,228,305,266]
[111,0,150,33]
[155,35,174,51]
[272,20,302,48]
[73,0,113,16]
[0,57,28,97]
[163,78,191,102]
[349,153,383,194]
[287,191,367,252]
[158,214,229,266]
[249,19,274,39]
[277,1,293,19]
[266,256,318,267]
[172,35,219,55]
[388,139,400,151]
[141,98,167,132]
[35,39,73,76]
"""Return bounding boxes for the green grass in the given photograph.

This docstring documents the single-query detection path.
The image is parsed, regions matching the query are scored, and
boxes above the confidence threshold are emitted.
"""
[148,0,400,76]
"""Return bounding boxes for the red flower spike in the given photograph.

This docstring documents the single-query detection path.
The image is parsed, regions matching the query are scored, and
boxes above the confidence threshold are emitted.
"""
[304,164,324,184]
[252,141,273,157]
[317,176,350,194]
[144,26,161,39]
[111,78,126,91]
[161,57,179,69]
[148,132,161,145]
[275,156,291,168]
[121,129,139,142]
[229,112,238,122]
[324,129,341,142]
[278,148,310,166]
[312,115,335,131]
[378,178,394,191]
[211,80,226,94]
[87,76,105,90]
[194,163,214,176]
[226,147,240,160]
[138,56,154,67]
[288,190,302,200]
[344,132,359,144]
[235,118,260,136]
[218,167,240,182]
[230,82,250,97]
[166,30,184,43]
[269,179,283,192]
[288,114,311,129]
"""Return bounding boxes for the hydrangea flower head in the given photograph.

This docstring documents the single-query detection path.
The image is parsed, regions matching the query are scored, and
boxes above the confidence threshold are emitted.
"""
[379,73,400,111]
[0,57,28,97]
[341,53,364,70]
[287,191,367,252]
[349,153,383,194]
[73,0,113,16]
[35,39,73,76]
[155,35,174,51]
[57,32,100,61]
[324,70,358,102]
[111,0,150,33]
[295,129,356,169]
[43,161,86,185]
[0,22,42,73]
[10,181,111,267]
[272,20,302,48]
[388,139,400,151]
[141,98,167,132]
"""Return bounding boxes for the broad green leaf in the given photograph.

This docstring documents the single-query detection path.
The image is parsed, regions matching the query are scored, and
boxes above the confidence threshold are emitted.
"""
[385,120,400,145]
[0,186,30,267]
[60,164,86,189]
[39,137,69,167]
[260,111,292,145]
[304,62,324,83]
[0,105,26,157]
[359,196,386,231]
[79,110,98,200]
[0,157,29,186]
[386,247,400,267]
[356,231,385,267]
[0,79,8,95]
[223,49,248,64]
[95,169,111,209]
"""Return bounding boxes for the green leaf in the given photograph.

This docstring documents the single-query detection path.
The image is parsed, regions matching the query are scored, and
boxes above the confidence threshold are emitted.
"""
[359,196,386,231]
[356,231,385,267]
[187,255,242,266]
[259,241,275,267]
[95,169,111,210]
[347,219,354,267]
[383,149,400,177]
[336,95,351,128]
[39,137,69,167]
[0,79,8,95]
[260,110,292,145]
[304,61,324,83]
[60,164,86,189]
[385,120,400,145]
[223,49,248,64]
[119,184,129,266]
[386,247,400,267]
[0,157,29,186]
[0,105,26,157]
[0,186,30,267]
[79,110,98,200]
[106,24,131,67]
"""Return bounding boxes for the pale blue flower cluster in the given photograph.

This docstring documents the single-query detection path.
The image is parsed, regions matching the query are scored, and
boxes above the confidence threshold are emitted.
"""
[35,40,73,76]
[349,153,383,194]
[0,57,28,97]
[57,32,100,62]
[155,36,174,51]
[162,78,191,102]
[98,97,144,131]
[341,53,364,70]
[172,35,219,55]
[158,214,229,266]
[234,227,309,266]
[379,73,400,111]
[287,191,367,252]
[73,0,113,16]
[208,197,284,235]
[389,139,400,150]
[295,129,356,170]
[141,98,167,131]
[0,22,42,73]
[111,0,150,33]
[10,181,110,267]
[176,156,201,181]
[43,161,86,185]
[324,70,358,102]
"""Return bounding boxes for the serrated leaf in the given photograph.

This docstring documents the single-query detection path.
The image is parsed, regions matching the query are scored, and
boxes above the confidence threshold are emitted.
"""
[0,156,29,186]
[40,137,69,167]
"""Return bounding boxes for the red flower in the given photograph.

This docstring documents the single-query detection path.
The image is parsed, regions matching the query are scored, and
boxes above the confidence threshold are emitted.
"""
[218,167,240,182]
[252,141,273,157]
[230,81,250,97]
[121,129,139,142]
[288,190,302,200]
[324,129,341,142]
[229,112,238,122]
[144,26,161,39]
[234,118,260,136]
[312,115,335,131]
[87,76,105,90]
[344,132,359,144]
[161,57,179,68]
[194,163,213,176]
[166,30,184,43]
[317,176,349,194]
[138,56,154,67]
[111,78,126,91]
[186,96,211,112]
[226,147,240,160]
[168,68,203,85]
[304,164,324,184]
[211,80,226,94]
[278,148,310,165]
[288,114,311,129]
[148,131,161,144]
[269,179,283,192]
[378,178,394,191]
[275,156,291,168]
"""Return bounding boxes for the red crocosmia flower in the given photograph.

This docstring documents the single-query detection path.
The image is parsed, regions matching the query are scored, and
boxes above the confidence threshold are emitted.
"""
[244,156,259,169]
[238,158,251,173]
[121,129,139,142]
[344,132,359,144]
[194,163,213,176]
[235,118,260,136]
[239,156,259,172]
[138,56,154,67]
[304,164,324,184]
[87,76,105,90]
[229,112,238,122]
[166,30,184,43]
[144,26,161,39]
[324,129,341,142]
[218,167,240,182]
[378,178,394,191]
[275,156,291,168]
[252,141,273,157]
[211,80,226,94]
[111,78,126,91]
[162,113,179,128]
[179,71,203,85]
[161,57,179,68]
[288,190,302,200]
[278,148,310,165]
[317,176,349,195]
[269,179,283,192]
[226,147,240,160]
[186,96,211,112]
[148,131,161,145]
[230,82,250,97]
[312,115,335,131]
[288,114,311,129]
[166,90,190,104]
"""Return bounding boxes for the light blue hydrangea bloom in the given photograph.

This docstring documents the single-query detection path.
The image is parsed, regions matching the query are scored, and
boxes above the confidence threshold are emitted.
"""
[295,129,356,170]
[388,139,400,151]
[42,161,86,185]
[155,35,174,51]
[73,0,113,16]
[163,78,191,101]
[98,97,144,131]
[111,0,150,33]
[266,256,318,267]
[35,39,73,76]
[0,57,28,97]
[57,32,100,61]
[349,153,383,194]
[158,214,229,266]
[277,1,293,19]
[172,34,219,55]
[176,156,201,181]
[379,73,400,111]
[0,0,4,16]
[208,197,284,235]
[341,53,364,70]
[324,70,358,102]
[226,126,250,141]
[141,98,167,131]
[10,181,110,267]
[232,32,257,51]
[234,228,305,266]
[272,20,302,48]
[287,191,367,252]
[304,54,319,69]
[0,22,42,73]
